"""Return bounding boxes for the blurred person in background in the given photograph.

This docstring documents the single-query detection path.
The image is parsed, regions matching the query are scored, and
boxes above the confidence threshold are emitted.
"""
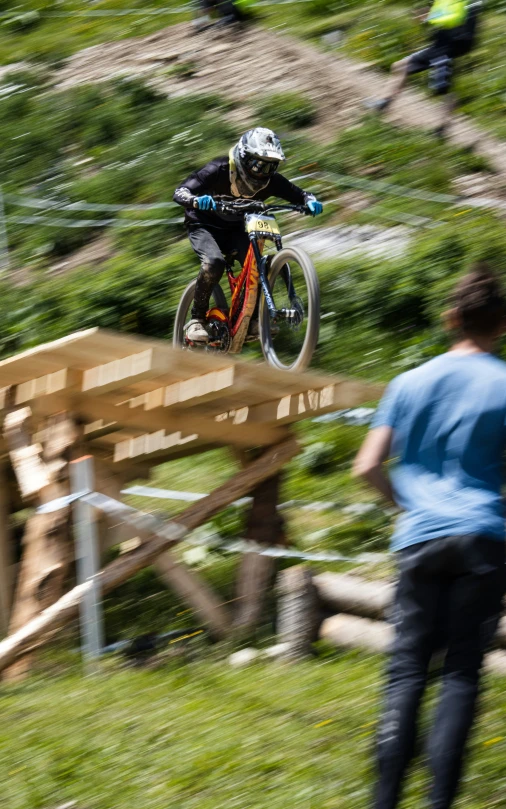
[368,0,481,138]
[173,127,323,344]
[193,0,244,31]
[353,266,506,809]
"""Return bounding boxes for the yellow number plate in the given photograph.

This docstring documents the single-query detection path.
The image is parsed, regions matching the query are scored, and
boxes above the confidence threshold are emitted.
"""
[246,215,280,236]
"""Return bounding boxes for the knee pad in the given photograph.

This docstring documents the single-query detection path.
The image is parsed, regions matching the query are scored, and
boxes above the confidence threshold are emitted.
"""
[201,256,226,284]
[429,56,452,95]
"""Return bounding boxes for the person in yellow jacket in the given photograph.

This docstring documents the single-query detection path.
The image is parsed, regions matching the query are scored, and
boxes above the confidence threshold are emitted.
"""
[367,0,481,138]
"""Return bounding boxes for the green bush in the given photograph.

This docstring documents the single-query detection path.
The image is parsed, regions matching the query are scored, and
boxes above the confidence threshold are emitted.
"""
[255,92,317,131]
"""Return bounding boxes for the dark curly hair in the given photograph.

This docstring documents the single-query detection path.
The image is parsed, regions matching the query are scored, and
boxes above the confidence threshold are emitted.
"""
[451,264,505,337]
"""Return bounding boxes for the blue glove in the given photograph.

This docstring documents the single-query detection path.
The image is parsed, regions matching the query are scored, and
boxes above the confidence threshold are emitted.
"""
[194,195,216,211]
[306,198,323,217]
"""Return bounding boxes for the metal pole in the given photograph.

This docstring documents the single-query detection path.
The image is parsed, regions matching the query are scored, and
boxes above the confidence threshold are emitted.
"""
[70,455,104,673]
[0,187,9,273]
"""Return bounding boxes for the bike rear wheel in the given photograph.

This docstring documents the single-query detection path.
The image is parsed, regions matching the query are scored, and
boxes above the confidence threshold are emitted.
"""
[259,247,320,373]
[173,279,228,349]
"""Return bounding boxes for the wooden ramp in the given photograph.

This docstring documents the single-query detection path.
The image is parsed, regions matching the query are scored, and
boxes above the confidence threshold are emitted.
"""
[0,329,383,671]
[0,328,382,470]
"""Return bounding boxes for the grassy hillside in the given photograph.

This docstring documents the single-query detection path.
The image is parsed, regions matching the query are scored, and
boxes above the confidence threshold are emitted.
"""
[264,0,506,139]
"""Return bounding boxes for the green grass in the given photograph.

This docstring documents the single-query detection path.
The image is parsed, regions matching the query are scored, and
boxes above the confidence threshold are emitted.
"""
[2,650,506,808]
[0,0,192,67]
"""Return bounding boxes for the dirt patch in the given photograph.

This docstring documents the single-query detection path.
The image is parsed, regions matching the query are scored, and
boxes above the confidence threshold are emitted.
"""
[54,22,506,180]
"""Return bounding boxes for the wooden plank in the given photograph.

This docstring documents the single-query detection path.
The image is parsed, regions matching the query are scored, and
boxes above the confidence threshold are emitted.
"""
[112,430,199,463]
[0,435,299,672]
[81,348,170,395]
[15,369,81,406]
[222,379,384,428]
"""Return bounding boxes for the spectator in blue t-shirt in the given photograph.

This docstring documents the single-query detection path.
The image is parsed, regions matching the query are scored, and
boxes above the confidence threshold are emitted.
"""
[353,266,506,809]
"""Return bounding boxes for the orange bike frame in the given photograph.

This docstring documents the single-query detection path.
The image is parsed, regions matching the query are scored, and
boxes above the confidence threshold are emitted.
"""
[207,240,264,354]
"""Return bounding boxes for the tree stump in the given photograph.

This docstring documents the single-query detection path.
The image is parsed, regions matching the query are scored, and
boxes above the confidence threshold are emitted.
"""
[276,564,319,660]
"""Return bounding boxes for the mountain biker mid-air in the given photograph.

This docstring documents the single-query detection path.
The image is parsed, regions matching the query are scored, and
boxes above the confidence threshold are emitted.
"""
[173,127,323,344]
[368,0,481,138]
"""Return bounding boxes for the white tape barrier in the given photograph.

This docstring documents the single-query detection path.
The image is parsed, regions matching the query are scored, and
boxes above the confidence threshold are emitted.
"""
[4,195,179,213]
[37,489,389,566]
[121,485,380,514]
[6,168,506,226]
[123,484,252,507]
[220,539,387,564]
[8,215,182,228]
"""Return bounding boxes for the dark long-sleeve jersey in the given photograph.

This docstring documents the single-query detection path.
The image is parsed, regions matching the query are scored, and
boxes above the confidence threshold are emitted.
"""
[173,155,314,230]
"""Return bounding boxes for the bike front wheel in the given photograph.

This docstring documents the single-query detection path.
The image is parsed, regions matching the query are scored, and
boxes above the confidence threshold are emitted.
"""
[259,247,320,373]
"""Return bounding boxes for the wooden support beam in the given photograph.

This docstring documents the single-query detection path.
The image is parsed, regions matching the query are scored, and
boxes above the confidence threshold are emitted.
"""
[31,393,287,451]
[0,463,13,636]
[154,556,231,639]
[0,436,299,672]
[112,429,200,463]
[233,467,286,634]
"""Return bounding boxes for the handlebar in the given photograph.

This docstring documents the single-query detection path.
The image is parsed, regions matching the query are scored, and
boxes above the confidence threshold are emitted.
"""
[193,196,309,216]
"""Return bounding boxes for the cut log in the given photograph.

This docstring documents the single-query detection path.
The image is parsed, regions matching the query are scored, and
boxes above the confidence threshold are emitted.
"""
[314,571,506,651]
[320,613,506,678]
[0,436,299,673]
[314,572,394,621]
[276,564,319,659]
[321,613,392,654]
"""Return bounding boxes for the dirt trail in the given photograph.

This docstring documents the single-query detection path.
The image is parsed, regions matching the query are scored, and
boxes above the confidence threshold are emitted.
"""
[55,22,506,181]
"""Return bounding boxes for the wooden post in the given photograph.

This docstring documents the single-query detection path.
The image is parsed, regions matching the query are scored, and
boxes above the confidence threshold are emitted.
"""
[70,456,104,672]
[233,468,286,634]
[0,462,13,636]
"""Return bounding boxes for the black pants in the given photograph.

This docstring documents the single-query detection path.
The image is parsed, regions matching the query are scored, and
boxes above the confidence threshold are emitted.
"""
[188,226,250,320]
[374,534,505,809]
[407,7,479,95]
[200,0,242,21]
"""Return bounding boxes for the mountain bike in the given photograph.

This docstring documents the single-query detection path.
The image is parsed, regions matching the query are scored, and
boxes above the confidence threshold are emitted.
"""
[173,198,320,373]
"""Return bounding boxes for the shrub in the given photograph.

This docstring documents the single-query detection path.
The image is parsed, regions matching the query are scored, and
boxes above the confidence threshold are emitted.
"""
[255,92,317,131]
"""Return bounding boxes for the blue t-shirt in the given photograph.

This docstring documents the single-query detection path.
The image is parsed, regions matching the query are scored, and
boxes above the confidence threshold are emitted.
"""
[374,352,506,551]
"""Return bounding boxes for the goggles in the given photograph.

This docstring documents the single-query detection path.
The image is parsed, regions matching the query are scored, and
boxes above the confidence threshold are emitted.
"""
[245,156,280,177]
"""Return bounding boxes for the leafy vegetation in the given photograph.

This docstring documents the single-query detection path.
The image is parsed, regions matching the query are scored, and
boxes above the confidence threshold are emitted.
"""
[254,91,317,131]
